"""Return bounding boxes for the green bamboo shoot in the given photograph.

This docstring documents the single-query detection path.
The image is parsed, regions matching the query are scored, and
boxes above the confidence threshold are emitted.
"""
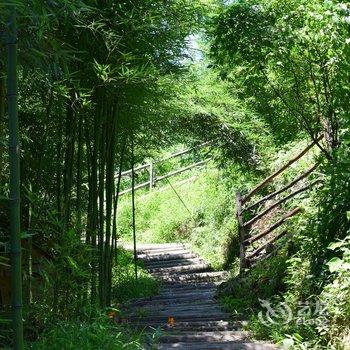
[7,6,24,350]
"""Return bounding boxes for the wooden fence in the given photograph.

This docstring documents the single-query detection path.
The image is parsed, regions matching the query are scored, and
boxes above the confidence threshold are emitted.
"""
[236,136,323,273]
[118,142,211,196]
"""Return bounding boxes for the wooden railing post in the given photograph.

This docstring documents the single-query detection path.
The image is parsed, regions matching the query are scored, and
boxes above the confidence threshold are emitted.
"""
[236,192,247,273]
[149,161,154,190]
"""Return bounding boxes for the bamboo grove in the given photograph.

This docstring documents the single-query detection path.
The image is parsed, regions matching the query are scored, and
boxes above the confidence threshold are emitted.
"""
[0,1,216,347]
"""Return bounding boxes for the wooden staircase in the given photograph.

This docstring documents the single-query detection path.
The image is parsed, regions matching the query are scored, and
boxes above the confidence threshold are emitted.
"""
[123,243,276,349]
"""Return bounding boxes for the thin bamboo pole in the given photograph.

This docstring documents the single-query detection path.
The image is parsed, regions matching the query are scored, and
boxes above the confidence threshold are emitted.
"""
[7,6,24,349]
[131,135,138,281]
[0,74,5,174]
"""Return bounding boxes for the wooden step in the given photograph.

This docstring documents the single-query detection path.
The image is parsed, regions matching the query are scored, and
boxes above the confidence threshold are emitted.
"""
[144,257,203,268]
[158,330,249,343]
[159,281,218,290]
[141,252,197,263]
[156,271,228,283]
[137,246,186,254]
[127,313,230,323]
[157,341,276,349]
[121,243,184,251]
[121,242,276,349]
[127,299,217,312]
[134,320,240,332]
[149,263,211,274]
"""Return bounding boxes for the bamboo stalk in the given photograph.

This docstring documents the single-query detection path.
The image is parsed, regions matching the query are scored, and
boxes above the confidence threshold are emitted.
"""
[7,6,24,349]
[131,134,138,281]
[98,99,106,307]
[0,74,5,171]
[104,102,117,306]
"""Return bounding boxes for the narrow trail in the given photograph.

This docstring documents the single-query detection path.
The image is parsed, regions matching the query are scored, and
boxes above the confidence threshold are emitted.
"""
[124,243,276,349]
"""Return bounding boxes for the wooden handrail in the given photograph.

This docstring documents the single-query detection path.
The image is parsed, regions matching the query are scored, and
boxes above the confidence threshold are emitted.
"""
[242,135,323,204]
[155,160,210,182]
[156,142,211,163]
[244,180,320,228]
[118,181,151,196]
[246,230,288,260]
[118,159,210,196]
[244,207,301,245]
[121,163,150,177]
[244,164,318,212]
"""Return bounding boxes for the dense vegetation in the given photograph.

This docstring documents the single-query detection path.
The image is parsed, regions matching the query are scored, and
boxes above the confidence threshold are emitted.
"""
[1,0,350,349]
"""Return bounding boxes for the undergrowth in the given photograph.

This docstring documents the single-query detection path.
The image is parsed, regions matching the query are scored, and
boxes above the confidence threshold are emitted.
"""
[19,248,159,350]
[27,316,155,350]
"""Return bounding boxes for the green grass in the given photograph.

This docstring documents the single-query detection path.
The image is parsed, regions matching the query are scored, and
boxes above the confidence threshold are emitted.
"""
[117,163,256,269]
[112,249,159,304]
[26,316,157,350]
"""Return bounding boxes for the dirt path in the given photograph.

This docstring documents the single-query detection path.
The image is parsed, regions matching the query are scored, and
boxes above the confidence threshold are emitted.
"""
[124,243,276,349]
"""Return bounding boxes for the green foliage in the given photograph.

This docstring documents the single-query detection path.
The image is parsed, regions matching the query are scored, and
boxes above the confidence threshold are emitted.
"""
[219,253,289,314]
[210,0,350,149]
[26,316,154,350]
[320,237,350,346]
[112,249,159,304]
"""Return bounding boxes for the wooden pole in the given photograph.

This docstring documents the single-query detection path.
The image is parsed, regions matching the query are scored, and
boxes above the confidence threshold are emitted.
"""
[244,180,320,228]
[244,207,302,245]
[236,192,246,274]
[149,161,154,190]
[244,164,318,212]
[7,5,24,349]
[242,136,323,204]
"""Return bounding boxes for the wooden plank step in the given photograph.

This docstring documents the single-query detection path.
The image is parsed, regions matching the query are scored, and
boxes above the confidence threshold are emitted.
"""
[122,243,184,251]
[141,252,197,262]
[128,305,226,318]
[133,320,239,332]
[157,341,276,349]
[149,263,211,274]
[126,293,214,307]
[159,287,216,296]
[158,330,249,343]
[159,282,218,290]
[156,271,228,283]
[137,246,186,254]
[138,250,190,259]
[121,242,277,349]
[127,313,229,323]
[127,300,217,312]
[144,257,203,268]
